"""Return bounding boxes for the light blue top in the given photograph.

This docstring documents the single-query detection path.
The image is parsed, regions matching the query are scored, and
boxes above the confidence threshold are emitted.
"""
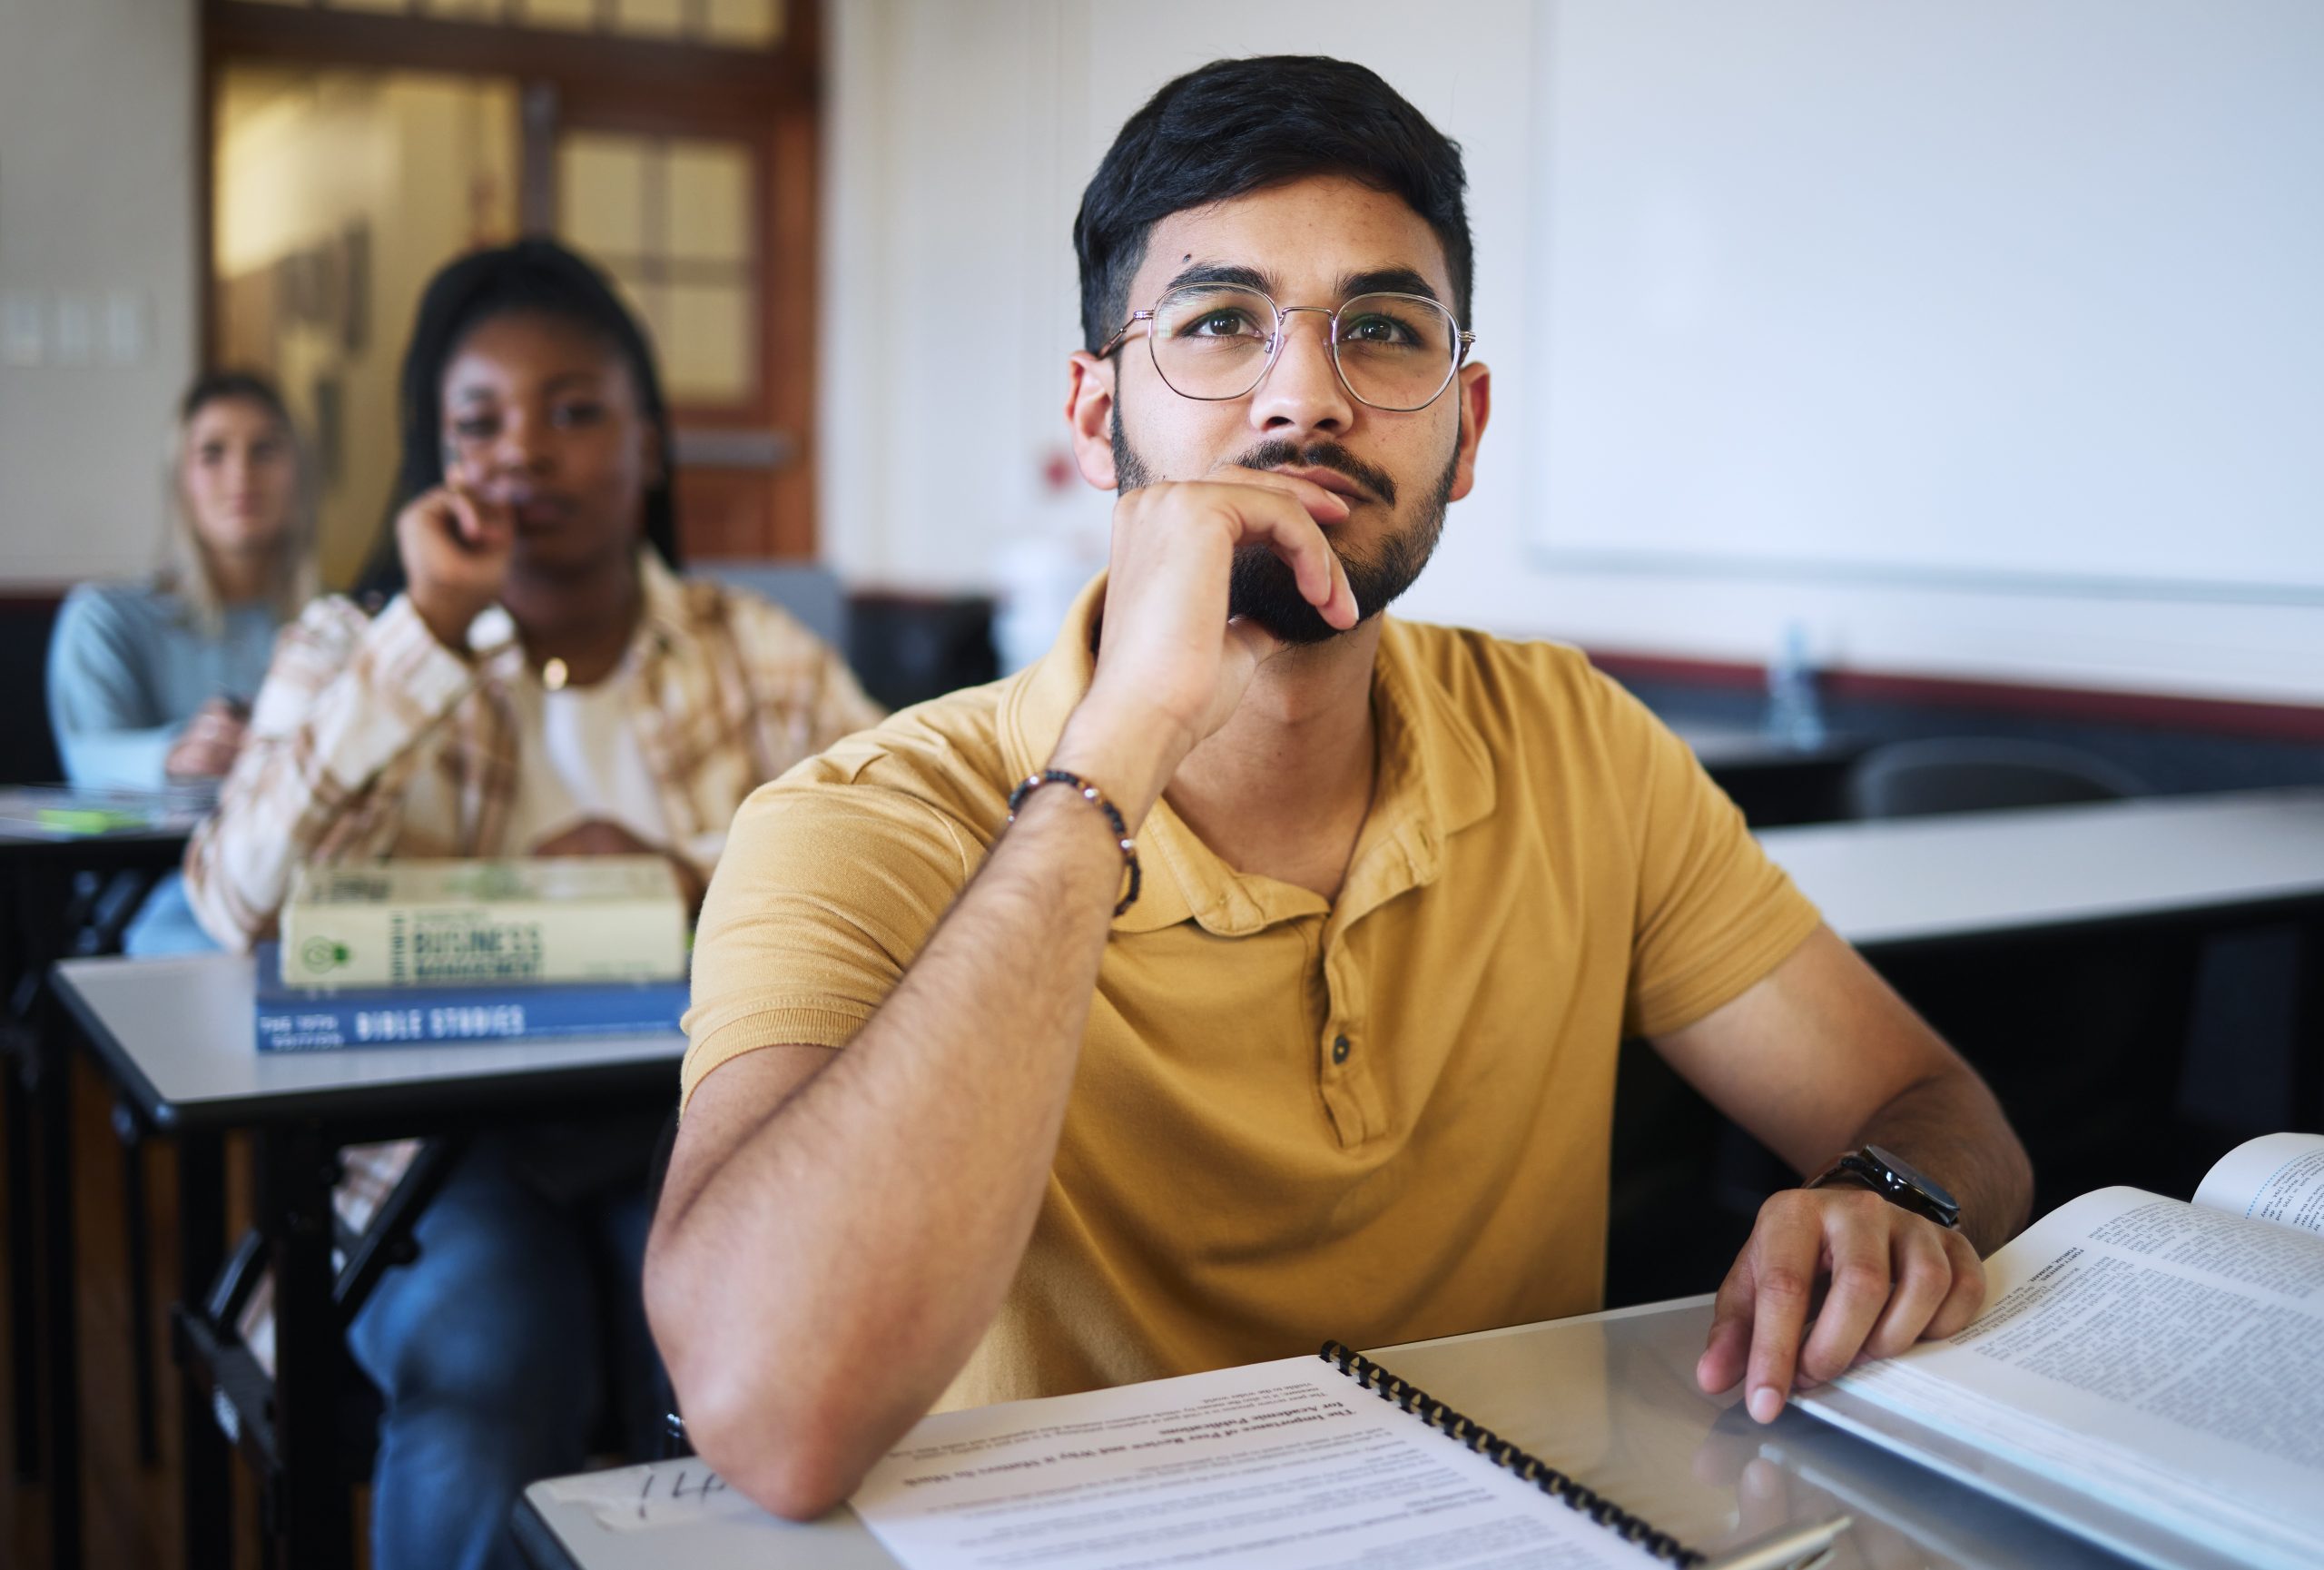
[44,581,284,789]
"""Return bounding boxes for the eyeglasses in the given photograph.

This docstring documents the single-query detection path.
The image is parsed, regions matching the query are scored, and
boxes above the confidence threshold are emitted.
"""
[1098,283,1475,412]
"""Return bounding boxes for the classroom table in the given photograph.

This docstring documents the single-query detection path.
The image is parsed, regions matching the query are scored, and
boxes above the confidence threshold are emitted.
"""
[46,952,687,1570]
[0,788,201,1564]
[512,1296,2140,1570]
[1757,785,2324,955]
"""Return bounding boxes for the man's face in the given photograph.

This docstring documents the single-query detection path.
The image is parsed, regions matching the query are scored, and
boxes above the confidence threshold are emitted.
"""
[1090,173,1486,644]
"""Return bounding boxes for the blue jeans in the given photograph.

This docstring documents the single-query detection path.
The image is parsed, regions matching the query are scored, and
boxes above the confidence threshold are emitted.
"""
[349,1132,660,1570]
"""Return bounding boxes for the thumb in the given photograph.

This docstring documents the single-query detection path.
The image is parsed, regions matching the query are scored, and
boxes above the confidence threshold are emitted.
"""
[1223,614,1286,673]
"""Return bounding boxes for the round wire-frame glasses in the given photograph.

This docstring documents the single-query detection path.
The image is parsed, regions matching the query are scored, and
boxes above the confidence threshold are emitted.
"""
[1098,283,1476,413]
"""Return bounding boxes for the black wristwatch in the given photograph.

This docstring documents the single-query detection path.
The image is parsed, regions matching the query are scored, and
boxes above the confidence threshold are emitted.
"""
[1808,1144,1962,1230]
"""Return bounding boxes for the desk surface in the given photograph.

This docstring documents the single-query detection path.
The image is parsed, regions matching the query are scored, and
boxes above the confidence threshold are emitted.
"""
[1759,786,2324,949]
[1671,720,1861,770]
[52,953,683,1132]
[516,1298,2132,1570]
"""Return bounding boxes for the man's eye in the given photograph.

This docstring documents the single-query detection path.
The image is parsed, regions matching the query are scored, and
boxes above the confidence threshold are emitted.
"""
[1341,314,1414,346]
[451,418,497,441]
[1189,311,1262,339]
[198,442,228,464]
[551,401,606,428]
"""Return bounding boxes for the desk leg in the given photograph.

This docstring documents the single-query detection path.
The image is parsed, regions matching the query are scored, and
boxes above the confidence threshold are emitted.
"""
[7,1035,39,1481]
[175,1132,229,1570]
[259,1126,352,1570]
[36,1005,81,1570]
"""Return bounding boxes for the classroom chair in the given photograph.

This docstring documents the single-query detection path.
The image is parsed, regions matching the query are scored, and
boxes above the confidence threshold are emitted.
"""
[1843,736,2146,820]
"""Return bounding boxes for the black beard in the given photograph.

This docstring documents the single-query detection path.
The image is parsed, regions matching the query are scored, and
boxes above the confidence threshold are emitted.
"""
[1110,422,1456,646]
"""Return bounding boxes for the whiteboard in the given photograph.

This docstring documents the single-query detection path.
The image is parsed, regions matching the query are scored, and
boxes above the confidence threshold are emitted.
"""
[1530,1,2324,607]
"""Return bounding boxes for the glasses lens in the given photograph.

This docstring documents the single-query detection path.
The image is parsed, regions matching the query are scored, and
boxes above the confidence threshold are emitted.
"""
[1334,293,1458,410]
[1150,285,1276,400]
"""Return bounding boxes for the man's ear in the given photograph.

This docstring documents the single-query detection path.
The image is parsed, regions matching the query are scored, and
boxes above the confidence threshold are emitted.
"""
[1065,351,1120,490]
[1446,361,1492,503]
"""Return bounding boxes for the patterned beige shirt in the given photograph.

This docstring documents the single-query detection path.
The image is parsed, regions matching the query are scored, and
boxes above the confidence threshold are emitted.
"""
[185,552,882,949]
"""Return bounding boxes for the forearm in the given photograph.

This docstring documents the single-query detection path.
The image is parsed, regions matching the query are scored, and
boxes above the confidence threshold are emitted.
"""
[650,783,1131,1518]
[1837,1067,2033,1257]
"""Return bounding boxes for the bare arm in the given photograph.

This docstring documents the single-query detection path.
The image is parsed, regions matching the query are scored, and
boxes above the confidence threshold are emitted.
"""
[1659,924,2033,1418]
[647,470,1357,1520]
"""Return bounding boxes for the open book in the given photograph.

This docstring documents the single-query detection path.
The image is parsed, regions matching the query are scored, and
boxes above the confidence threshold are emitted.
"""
[1797,1131,2324,1570]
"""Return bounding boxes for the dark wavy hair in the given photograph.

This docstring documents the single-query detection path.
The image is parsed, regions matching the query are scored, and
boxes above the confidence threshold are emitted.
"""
[1072,56,1473,353]
[357,238,678,599]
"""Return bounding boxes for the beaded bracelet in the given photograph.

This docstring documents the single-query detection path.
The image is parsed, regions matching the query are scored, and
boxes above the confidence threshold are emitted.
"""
[1006,768,1142,916]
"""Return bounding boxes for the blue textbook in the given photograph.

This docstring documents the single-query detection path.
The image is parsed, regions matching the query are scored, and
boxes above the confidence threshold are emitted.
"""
[251,943,688,1052]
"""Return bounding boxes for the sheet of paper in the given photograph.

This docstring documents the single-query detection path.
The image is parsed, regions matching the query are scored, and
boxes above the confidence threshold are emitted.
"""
[2193,1131,2324,1234]
[1805,1185,2324,1570]
[538,1458,764,1533]
[851,1354,1662,1570]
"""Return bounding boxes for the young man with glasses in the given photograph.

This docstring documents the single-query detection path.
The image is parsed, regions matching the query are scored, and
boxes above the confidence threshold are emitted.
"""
[648,55,2033,1519]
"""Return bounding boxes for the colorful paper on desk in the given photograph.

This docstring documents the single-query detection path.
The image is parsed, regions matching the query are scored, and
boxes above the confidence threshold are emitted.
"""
[850,1355,1662,1570]
[0,784,213,840]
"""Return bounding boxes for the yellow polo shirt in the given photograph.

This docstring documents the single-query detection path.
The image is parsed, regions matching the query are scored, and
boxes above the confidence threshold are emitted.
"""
[684,581,1821,1409]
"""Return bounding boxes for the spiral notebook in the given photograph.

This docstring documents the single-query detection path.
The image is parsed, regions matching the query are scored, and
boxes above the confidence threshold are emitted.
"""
[1315,1338,1704,1564]
[836,1336,1849,1570]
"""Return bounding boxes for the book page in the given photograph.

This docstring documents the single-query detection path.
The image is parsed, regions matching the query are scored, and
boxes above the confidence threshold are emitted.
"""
[850,1355,1662,1570]
[1804,1186,2324,1569]
[2192,1131,2324,1235]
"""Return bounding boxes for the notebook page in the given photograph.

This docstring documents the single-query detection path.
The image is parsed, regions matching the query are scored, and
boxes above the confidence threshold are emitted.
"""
[1802,1186,2324,1570]
[850,1354,1662,1570]
[2191,1131,2324,1235]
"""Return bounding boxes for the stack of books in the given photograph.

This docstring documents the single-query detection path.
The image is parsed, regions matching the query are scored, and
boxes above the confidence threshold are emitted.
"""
[252,857,690,1052]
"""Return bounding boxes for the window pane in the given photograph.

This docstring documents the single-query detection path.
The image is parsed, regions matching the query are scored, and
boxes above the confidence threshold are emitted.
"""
[324,0,413,13]
[517,0,595,30]
[665,282,753,404]
[614,0,686,37]
[665,141,752,265]
[558,133,648,260]
[704,0,783,48]
[421,0,503,17]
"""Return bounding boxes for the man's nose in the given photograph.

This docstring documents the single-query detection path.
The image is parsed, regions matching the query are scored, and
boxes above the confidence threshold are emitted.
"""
[1246,307,1354,437]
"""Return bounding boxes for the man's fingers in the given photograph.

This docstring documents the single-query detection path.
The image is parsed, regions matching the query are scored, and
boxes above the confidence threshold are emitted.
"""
[1696,1255,1758,1396]
[1796,1200,1895,1386]
[1740,1197,1822,1421]
[1924,1233,1988,1339]
[1859,1225,1957,1361]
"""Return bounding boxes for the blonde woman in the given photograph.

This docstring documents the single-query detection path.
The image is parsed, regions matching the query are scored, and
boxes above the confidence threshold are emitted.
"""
[44,370,319,952]
[46,370,318,787]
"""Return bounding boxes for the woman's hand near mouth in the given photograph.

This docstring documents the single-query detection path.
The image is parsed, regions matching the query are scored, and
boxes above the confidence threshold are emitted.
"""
[399,477,517,653]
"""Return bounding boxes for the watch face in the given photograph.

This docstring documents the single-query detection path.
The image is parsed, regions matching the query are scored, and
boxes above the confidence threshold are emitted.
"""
[1863,1144,1960,1214]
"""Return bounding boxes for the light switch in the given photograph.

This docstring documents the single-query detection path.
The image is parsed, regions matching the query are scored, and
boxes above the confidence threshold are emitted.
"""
[53,293,94,366]
[104,291,146,365]
[1,291,41,367]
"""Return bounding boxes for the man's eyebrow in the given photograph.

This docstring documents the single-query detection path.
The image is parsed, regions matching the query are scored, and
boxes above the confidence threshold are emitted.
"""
[1338,267,1443,305]
[1160,261,1278,295]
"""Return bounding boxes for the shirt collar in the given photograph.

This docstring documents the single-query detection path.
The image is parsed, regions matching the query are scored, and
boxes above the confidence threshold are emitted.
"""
[1000,574,1497,936]
[464,548,688,679]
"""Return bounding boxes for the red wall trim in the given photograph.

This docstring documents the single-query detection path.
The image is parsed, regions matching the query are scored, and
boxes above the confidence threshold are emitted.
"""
[1583,647,2324,746]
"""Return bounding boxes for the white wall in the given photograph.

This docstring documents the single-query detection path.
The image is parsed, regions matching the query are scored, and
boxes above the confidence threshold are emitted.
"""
[821,0,2324,706]
[0,0,200,587]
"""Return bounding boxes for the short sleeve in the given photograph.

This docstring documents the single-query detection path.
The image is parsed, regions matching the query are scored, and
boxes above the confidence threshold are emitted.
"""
[1599,676,1824,1038]
[679,739,986,1111]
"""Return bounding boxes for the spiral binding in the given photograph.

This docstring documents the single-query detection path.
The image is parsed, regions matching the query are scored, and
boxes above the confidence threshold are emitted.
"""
[1318,1340,1703,1567]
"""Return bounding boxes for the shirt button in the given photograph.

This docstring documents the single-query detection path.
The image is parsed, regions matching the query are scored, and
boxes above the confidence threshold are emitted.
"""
[1331,1034,1351,1064]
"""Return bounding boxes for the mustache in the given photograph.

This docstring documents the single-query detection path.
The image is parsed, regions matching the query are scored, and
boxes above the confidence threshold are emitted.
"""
[1229,439,1398,509]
